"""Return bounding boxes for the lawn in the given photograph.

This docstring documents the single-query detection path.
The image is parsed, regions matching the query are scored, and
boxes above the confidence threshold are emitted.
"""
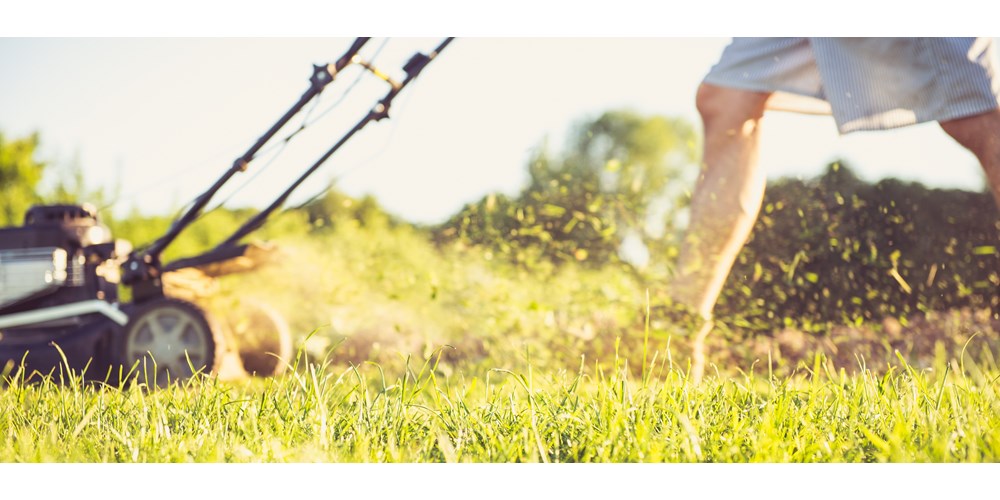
[3,346,997,462]
[2,212,998,464]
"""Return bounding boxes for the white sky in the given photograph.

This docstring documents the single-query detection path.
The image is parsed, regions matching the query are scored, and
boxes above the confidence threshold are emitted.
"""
[1,16,997,225]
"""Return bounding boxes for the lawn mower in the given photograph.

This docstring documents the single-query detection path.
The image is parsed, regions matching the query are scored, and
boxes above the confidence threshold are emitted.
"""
[0,37,453,386]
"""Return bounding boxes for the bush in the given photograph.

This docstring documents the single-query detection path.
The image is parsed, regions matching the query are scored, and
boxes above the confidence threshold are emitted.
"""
[717,162,1000,331]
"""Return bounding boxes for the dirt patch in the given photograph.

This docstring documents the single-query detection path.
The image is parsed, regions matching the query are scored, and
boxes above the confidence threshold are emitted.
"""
[710,308,1000,376]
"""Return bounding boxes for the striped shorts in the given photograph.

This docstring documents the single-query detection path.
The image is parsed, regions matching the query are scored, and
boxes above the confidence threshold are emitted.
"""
[703,38,1000,134]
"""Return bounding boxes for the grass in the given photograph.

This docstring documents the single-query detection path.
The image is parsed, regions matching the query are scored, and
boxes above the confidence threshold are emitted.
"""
[3,208,998,463]
[2,344,998,463]
[4,213,1000,463]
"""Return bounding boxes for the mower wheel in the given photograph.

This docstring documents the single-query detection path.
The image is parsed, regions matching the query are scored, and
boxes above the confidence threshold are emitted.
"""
[223,298,293,377]
[120,298,223,386]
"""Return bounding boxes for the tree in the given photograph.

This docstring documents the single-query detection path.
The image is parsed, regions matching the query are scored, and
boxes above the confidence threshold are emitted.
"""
[0,132,46,226]
[437,110,699,268]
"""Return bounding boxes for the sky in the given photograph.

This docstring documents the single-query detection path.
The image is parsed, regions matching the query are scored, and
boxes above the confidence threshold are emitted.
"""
[0,37,993,225]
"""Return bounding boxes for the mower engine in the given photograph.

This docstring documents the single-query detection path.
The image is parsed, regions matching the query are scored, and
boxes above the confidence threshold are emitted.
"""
[0,204,130,379]
[0,204,280,386]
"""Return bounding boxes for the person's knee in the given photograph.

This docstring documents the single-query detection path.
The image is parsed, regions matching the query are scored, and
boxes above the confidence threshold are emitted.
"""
[696,83,770,128]
[940,109,1000,159]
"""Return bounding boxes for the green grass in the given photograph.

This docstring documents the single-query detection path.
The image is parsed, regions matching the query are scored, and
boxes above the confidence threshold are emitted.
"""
[3,346,998,462]
[3,213,999,463]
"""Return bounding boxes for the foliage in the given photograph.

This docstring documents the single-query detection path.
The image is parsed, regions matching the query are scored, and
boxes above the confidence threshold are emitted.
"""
[0,132,119,227]
[44,155,118,214]
[106,207,311,264]
[215,198,999,381]
[300,188,397,231]
[717,162,1000,331]
[223,215,644,375]
[0,132,46,226]
[436,110,698,268]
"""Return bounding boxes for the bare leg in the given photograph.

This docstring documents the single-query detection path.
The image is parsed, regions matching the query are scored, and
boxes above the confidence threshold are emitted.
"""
[671,83,771,382]
[940,108,1000,321]
[939,108,1000,209]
